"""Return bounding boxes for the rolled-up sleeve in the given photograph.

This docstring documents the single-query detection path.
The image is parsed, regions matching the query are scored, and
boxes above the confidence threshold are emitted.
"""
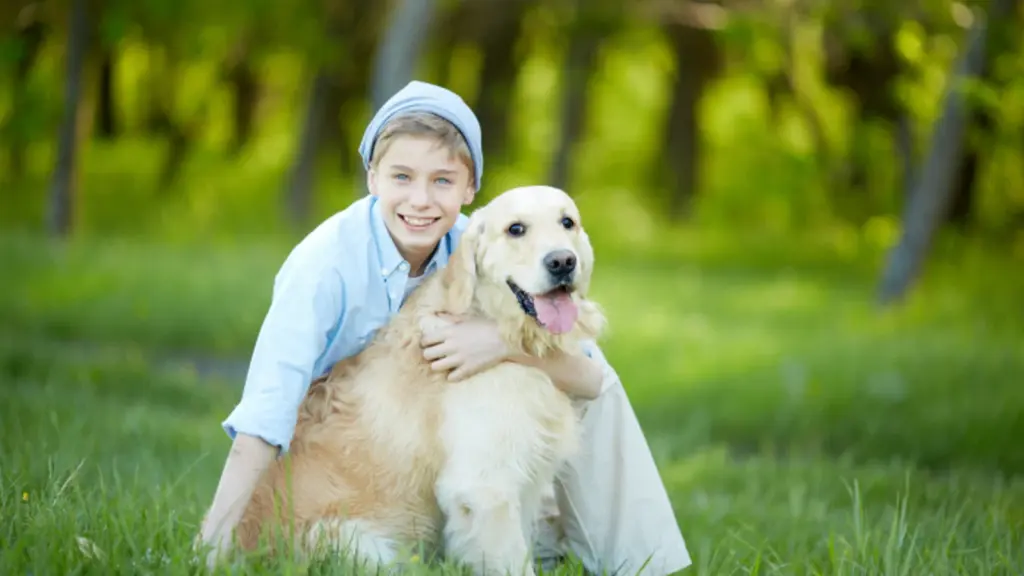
[580,340,622,396]
[222,262,344,454]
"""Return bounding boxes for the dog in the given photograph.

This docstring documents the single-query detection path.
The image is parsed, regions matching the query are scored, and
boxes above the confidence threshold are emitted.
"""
[234,185,607,575]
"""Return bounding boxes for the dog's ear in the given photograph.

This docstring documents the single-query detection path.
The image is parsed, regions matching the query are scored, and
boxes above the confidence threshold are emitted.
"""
[442,214,485,314]
[574,227,597,297]
[574,299,607,342]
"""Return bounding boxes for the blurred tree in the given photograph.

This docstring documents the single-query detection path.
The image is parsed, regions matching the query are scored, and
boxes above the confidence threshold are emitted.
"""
[821,2,913,216]
[49,0,90,237]
[455,0,536,164]
[371,0,438,112]
[116,0,211,191]
[329,0,387,178]
[946,0,1023,229]
[761,1,831,183]
[4,2,48,180]
[2,0,1019,244]
[651,0,726,219]
[93,0,127,142]
[222,33,261,156]
[94,45,116,139]
[878,0,1017,305]
[286,17,344,227]
[548,0,619,192]
[286,0,388,224]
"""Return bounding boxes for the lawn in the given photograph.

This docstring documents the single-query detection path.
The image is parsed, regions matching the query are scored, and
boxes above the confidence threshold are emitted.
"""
[1,228,1022,575]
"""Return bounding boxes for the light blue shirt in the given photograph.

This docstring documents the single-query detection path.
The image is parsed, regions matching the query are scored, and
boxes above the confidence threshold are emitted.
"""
[222,194,618,453]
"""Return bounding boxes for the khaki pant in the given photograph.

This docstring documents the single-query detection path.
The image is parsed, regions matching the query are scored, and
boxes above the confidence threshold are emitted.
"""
[535,379,692,576]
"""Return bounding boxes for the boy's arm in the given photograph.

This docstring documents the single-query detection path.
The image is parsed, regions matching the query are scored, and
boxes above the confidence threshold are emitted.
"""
[198,263,344,562]
[196,433,276,563]
[222,264,344,450]
[508,349,605,399]
[508,340,619,401]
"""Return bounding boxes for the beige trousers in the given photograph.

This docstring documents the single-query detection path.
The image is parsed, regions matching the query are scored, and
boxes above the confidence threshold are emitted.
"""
[534,364,692,576]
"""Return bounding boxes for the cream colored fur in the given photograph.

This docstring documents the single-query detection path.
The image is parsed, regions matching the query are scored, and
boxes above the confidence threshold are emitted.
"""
[235,185,607,576]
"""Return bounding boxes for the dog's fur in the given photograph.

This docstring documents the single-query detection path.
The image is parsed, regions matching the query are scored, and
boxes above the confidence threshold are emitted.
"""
[234,185,607,575]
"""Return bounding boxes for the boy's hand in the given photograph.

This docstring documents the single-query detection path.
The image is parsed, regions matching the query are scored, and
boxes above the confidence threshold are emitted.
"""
[193,528,233,570]
[420,313,510,381]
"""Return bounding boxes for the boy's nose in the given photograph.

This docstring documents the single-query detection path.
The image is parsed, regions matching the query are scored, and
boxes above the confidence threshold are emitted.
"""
[408,183,431,206]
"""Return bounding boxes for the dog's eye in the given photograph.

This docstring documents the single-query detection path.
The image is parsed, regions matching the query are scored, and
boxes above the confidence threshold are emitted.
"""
[560,216,575,230]
[507,222,526,237]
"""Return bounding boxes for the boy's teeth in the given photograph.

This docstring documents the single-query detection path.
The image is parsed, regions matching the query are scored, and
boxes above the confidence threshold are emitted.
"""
[404,216,434,226]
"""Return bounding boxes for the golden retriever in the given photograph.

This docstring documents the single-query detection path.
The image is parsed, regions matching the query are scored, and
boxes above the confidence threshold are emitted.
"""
[234,185,607,576]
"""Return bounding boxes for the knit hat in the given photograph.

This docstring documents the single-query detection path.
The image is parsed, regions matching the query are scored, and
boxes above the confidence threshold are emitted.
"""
[358,80,484,189]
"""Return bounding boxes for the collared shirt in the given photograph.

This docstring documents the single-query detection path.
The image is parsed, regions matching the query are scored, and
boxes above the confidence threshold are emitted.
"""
[222,195,618,453]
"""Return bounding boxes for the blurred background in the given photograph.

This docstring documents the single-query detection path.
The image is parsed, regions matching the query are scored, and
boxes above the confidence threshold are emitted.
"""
[1,0,1023,573]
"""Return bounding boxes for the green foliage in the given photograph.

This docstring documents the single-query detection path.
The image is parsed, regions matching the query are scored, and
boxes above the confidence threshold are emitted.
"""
[2,0,1024,242]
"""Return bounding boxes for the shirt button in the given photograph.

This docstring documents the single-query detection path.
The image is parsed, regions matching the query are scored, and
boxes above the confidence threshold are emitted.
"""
[380,267,387,276]
[399,262,408,271]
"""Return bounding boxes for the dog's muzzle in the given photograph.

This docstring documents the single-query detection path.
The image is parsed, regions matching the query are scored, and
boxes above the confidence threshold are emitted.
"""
[543,249,577,285]
[506,279,575,320]
[507,279,538,320]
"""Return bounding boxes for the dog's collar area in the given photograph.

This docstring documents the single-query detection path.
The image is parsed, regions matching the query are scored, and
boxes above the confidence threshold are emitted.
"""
[506,279,538,320]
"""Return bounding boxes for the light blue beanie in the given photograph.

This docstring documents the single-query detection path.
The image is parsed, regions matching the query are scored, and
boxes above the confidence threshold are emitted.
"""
[358,80,484,189]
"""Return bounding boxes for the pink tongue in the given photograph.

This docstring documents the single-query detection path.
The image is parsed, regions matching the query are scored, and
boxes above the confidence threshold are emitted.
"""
[534,292,578,334]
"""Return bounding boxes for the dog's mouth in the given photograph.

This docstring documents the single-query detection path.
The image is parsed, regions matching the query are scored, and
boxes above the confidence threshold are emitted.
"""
[506,280,579,335]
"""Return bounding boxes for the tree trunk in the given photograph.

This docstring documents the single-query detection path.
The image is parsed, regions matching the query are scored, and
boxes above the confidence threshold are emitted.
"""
[662,24,720,220]
[8,4,46,180]
[770,11,831,185]
[877,5,1006,305]
[947,147,979,229]
[336,0,387,184]
[95,48,117,139]
[548,24,602,191]
[48,0,88,237]
[895,114,916,198]
[226,41,260,156]
[823,14,906,204]
[370,0,438,111]
[944,2,1020,229]
[145,56,193,192]
[465,0,534,165]
[665,63,699,220]
[286,73,332,227]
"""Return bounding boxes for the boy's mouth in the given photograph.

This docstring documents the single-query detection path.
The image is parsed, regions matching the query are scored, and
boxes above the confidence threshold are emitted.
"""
[399,214,440,230]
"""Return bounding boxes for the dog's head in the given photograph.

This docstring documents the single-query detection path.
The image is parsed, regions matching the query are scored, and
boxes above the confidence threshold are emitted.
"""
[441,185,606,356]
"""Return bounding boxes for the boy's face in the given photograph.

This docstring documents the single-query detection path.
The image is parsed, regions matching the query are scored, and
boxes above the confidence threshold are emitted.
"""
[368,135,476,269]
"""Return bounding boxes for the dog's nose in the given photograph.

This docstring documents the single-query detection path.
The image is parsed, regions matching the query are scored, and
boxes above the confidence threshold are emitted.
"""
[544,249,577,277]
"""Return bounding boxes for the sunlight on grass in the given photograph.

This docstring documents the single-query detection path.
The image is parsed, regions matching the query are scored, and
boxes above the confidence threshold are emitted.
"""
[1,229,1022,574]
[3,345,1022,575]
[662,449,1024,574]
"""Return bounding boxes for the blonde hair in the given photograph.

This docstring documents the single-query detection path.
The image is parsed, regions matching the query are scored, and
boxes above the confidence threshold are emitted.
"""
[369,112,475,185]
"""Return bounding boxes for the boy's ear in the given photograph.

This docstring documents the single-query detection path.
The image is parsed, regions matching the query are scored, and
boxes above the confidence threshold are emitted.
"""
[367,168,379,197]
[442,214,484,314]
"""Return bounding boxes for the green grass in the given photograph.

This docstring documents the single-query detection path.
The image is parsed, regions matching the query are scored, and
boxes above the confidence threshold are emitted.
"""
[1,229,1023,575]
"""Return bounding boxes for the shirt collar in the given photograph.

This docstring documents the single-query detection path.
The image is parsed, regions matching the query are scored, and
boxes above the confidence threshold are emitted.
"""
[370,196,454,279]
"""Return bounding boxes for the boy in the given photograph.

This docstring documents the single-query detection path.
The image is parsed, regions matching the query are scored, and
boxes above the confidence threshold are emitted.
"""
[197,80,691,575]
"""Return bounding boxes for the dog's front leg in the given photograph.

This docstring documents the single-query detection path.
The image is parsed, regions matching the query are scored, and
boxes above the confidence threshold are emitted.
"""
[434,388,537,576]
[435,469,535,576]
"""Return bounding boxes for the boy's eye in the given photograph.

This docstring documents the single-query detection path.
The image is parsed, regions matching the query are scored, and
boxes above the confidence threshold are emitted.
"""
[434,177,453,185]
[392,173,410,181]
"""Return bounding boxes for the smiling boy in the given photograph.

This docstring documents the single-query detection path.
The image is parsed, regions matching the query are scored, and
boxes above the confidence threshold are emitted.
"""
[197,80,691,575]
